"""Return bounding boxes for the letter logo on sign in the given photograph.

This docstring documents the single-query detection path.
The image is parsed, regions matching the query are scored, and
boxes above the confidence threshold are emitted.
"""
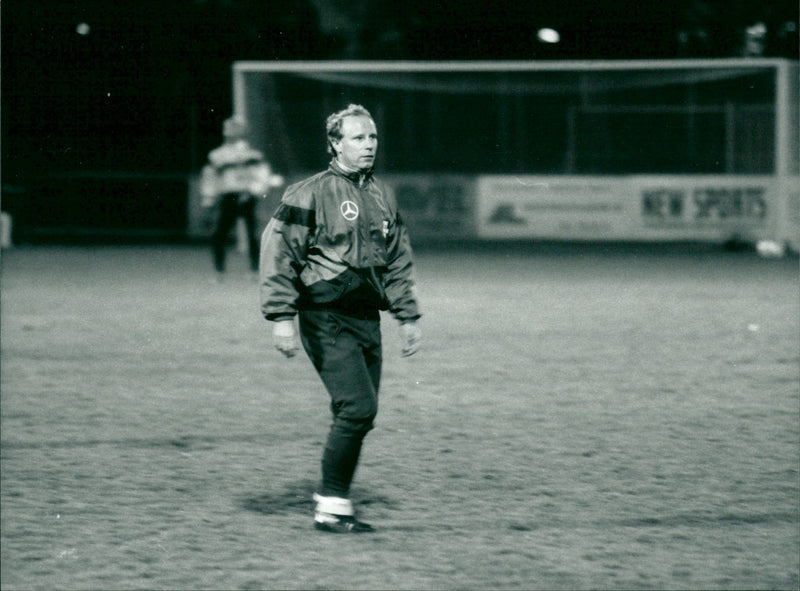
[642,189,684,221]
[340,200,359,221]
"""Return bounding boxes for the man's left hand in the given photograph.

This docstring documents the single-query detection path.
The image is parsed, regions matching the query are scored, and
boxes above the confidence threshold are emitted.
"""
[400,321,421,357]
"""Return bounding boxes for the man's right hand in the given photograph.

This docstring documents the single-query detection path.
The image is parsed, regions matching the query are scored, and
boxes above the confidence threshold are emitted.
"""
[273,319,299,358]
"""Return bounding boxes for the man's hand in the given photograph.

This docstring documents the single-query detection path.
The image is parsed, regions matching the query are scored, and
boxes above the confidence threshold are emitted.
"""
[399,321,421,357]
[273,319,299,358]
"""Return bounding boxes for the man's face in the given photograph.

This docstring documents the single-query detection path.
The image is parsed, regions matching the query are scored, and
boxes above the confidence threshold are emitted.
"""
[333,115,378,172]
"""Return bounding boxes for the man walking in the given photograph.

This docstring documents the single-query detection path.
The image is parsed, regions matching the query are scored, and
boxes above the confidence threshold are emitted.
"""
[259,104,421,533]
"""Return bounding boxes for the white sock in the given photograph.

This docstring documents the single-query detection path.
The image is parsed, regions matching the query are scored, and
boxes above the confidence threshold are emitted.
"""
[313,493,354,517]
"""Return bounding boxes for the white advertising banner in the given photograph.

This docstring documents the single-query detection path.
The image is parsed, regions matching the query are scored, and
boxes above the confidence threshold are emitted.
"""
[384,174,476,241]
[635,175,775,241]
[477,175,784,243]
[777,177,800,252]
[476,176,634,240]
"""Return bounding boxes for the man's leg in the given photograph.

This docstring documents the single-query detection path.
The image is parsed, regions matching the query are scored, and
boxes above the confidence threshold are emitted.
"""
[239,197,259,272]
[321,416,370,497]
[299,310,382,531]
[320,323,382,495]
[213,195,237,273]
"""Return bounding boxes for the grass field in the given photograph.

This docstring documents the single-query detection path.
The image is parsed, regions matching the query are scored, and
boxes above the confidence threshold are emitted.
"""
[1,243,798,590]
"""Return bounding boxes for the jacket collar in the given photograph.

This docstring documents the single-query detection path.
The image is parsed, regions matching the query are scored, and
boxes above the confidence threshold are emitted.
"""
[329,159,374,186]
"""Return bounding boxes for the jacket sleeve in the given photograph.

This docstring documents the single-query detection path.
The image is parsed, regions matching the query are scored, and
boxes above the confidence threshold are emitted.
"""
[383,189,421,323]
[247,152,284,196]
[200,164,218,207]
[259,182,316,321]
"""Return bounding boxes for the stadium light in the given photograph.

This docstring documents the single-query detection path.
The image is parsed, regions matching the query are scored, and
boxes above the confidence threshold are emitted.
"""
[536,28,560,44]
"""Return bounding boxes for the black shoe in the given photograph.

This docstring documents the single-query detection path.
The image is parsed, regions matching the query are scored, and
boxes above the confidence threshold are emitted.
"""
[314,514,374,534]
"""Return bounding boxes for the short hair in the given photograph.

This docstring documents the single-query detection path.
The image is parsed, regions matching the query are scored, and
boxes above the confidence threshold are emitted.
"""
[325,104,373,156]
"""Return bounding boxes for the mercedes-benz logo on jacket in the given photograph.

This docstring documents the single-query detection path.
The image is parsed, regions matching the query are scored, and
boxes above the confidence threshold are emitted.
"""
[340,200,359,221]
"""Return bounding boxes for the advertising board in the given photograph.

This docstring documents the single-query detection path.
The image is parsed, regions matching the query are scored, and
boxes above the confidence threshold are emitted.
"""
[476,175,786,244]
[476,176,632,240]
[383,174,477,242]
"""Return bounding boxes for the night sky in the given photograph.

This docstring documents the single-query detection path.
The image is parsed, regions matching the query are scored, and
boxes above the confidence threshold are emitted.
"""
[2,0,798,181]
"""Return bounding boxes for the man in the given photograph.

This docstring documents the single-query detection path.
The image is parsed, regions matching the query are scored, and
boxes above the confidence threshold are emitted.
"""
[259,104,421,533]
[201,116,284,278]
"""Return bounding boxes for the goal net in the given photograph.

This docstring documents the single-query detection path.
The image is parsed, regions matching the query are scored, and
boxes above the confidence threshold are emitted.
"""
[232,59,797,178]
[219,59,798,249]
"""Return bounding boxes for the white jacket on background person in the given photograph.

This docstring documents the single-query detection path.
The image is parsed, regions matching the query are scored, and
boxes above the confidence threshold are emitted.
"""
[200,140,284,207]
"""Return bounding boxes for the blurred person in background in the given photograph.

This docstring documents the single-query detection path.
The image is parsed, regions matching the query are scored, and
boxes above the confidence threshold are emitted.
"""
[201,116,284,279]
[259,104,421,533]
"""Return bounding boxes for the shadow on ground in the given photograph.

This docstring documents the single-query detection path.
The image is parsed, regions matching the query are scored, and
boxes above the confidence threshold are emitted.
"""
[240,480,399,516]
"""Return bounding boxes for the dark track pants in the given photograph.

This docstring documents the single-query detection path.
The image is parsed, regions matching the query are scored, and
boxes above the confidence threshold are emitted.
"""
[213,193,258,272]
[298,308,382,498]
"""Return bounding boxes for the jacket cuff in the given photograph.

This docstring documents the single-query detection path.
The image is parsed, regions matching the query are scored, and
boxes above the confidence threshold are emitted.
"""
[266,313,296,322]
[398,315,421,324]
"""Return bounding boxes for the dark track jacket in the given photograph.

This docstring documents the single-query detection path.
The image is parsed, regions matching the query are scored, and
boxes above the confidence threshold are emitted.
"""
[259,160,421,323]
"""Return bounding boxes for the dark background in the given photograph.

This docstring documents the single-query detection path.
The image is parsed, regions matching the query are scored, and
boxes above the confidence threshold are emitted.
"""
[1,1,797,238]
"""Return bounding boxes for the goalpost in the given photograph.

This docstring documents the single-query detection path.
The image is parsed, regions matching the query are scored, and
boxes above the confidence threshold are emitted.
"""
[221,59,798,250]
